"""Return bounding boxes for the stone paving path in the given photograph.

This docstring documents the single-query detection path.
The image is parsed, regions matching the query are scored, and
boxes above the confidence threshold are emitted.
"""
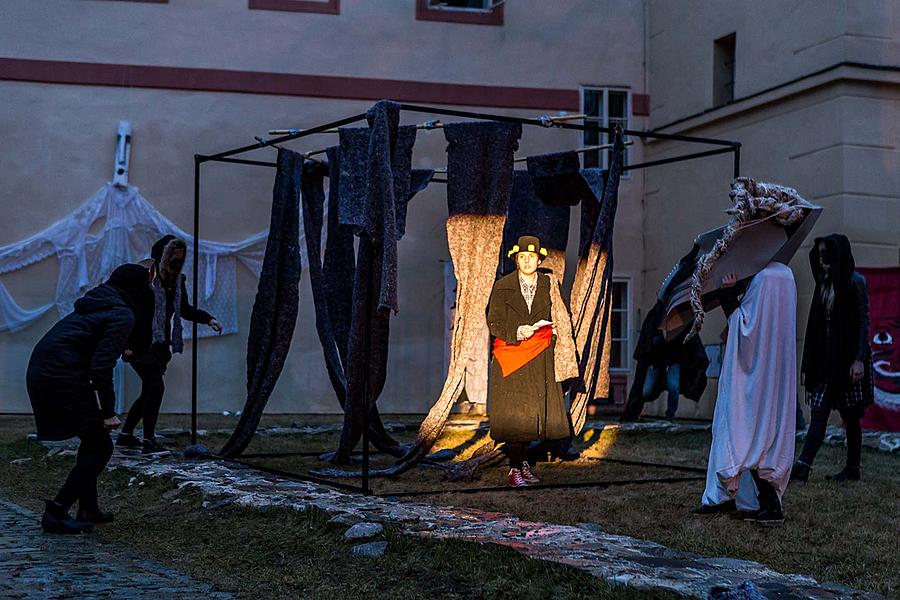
[0,499,233,599]
[110,455,885,600]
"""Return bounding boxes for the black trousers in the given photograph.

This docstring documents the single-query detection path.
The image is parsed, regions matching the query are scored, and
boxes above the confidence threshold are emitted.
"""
[799,400,862,469]
[54,423,113,512]
[123,361,167,440]
[750,470,781,512]
[504,442,526,469]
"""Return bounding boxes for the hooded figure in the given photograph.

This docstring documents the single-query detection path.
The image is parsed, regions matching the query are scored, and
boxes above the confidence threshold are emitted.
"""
[26,263,152,534]
[487,235,577,487]
[117,235,220,454]
[792,234,873,482]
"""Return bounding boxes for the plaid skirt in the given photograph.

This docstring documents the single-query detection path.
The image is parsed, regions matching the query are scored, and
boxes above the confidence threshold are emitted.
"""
[808,358,874,413]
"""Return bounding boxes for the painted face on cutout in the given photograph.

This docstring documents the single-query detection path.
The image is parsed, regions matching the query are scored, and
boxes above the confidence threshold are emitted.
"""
[872,318,900,406]
[516,251,539,276]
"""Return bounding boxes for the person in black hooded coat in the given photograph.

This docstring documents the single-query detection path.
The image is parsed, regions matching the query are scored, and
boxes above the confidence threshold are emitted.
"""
[27,264,153,534]
[792,234,873,482]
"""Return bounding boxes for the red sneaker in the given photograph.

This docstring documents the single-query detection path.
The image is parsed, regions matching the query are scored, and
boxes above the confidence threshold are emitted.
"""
[508,468,528,487]
[520,461,541,483]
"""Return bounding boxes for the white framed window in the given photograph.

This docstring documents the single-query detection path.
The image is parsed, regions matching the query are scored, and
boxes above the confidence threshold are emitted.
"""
[609,277,632,372]
[580,87,630,174]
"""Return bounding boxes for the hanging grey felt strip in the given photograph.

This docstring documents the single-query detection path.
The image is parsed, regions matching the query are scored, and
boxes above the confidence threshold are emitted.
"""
[221,147,303,457]
[526,150,595,207]
[444,121,521,216]
[300,158,348,408]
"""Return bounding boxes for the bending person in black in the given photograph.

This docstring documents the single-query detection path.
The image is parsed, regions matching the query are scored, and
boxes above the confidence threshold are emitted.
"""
[27,264,152,534]
[117,235,221,454]
[792,234,873,482]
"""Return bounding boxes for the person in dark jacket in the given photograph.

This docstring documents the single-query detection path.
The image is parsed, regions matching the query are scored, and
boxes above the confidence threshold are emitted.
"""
[620,245,710,422]
[27,264,153,534]
[792,234,873,482]
[116,235,221,454]
[488,236,569,487]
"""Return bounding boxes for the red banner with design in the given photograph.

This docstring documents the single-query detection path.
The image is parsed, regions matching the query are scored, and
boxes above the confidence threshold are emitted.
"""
[858,267,900,432]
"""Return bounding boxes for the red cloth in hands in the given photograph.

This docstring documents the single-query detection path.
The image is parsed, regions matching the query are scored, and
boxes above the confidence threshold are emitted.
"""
[492,324,553,377]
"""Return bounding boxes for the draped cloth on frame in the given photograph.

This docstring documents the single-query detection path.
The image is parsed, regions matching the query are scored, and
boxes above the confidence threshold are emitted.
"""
[398,120,523,469]
[568,133,625,435]
[301,145,432,415]
[335,101,420,461]
[313,120,522,477]
[299,158,348,408]
[221,148,303,457]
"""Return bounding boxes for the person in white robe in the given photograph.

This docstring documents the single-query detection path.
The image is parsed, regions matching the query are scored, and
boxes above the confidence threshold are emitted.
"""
[695,262,797,524]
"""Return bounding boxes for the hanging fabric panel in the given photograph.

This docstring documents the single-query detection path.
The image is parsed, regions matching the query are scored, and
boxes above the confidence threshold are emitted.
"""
[220,148,303,457]
[334,101,419,462]
[568,134,626,435]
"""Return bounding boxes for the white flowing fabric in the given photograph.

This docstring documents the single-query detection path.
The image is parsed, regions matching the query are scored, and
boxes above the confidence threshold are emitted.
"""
[0,183,298,335]
[702,262,797,509]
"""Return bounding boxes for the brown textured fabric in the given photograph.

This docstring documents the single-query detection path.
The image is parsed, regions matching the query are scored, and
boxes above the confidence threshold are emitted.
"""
[549,275,578,381]
[567,134,625,435]
[419,213,510,444]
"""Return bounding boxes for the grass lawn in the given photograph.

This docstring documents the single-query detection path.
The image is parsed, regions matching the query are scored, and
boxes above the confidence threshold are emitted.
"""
[187,413,899,597]
[0,414,676,600]
[2,413,898,597]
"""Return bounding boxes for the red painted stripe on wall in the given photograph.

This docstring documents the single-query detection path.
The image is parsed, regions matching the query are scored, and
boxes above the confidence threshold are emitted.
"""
[0,57,580,111]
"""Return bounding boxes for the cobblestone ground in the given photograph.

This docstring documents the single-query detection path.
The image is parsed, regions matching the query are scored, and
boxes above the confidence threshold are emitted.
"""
[112,456,885,600]
[0,499,233,599]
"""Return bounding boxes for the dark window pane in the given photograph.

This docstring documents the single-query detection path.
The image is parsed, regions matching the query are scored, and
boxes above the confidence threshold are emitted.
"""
[611,340,622,368]
[584,150,600,168]
[583,90,601,118]
[609,91,626,119]
[583,127,600,146]
[613,282,626,309]
[612,311,622,338]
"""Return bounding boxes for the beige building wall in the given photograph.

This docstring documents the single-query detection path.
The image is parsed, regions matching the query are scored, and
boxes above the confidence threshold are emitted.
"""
[641,0,900,419]
[0,0,647,415]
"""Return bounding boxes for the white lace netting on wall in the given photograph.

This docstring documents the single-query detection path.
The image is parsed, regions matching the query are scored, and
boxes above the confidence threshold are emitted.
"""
[0,182,307,335]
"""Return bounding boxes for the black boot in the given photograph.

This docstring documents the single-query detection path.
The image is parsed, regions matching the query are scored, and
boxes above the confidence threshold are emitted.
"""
[691,499,736,515]
[142,438,169,456]
[789,461,811,482]
[76,507,115,524]
[41,499,94,535]
[116,432,142,449]
[826,466,860,482]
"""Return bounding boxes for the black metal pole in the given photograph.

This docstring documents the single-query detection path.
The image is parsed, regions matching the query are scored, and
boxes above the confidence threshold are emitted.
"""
[397,102,739,147]
[204,112,369,162]
[191,155,201,446]
[622,145,738,172]
[361,236,373,496]
[733,143,742,179]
